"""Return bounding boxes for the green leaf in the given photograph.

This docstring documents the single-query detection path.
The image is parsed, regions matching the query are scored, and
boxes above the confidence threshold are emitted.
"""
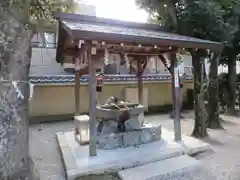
[8,0,76,33]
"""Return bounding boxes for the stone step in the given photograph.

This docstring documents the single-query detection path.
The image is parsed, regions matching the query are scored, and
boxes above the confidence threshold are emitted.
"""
[118,155,201,180]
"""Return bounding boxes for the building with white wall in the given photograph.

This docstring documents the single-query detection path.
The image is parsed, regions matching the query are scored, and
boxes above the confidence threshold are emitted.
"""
[30,1,97,76]
[30,1,194,76]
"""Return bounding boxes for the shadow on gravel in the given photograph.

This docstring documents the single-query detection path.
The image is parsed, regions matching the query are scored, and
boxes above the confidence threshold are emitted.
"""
[202,136,225,146]
[191,149,215,160]
[220,119,238,126]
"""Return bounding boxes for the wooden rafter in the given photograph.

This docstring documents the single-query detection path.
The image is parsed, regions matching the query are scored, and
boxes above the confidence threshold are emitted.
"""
[108,50,170,56]
[61,39,174,65]
[63,47,172,57]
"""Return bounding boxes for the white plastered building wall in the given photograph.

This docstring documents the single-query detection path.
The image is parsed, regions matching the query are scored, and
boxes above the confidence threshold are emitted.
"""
[30,1,97,76]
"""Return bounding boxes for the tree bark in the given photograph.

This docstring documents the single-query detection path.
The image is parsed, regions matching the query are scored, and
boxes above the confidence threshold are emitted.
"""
[207,51,223,129]
[191,50,208,138]
[0,7,36,179]
[226,56,237,115]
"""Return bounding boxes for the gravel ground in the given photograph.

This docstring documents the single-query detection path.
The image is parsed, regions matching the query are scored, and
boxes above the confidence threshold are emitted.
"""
[30,111,240,180]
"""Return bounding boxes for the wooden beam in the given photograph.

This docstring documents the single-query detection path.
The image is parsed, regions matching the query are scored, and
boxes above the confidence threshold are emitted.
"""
[62,46,171,61]
[94,41,170,50]
[88,43,97,157]
[127,54,148,60]
[62,43,92,58]
[63,48,78,55]
[105,49,170,56]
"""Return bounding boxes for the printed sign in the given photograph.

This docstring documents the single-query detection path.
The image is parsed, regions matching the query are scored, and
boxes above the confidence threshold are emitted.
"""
[205,58,210,76]
[174,67,179,88]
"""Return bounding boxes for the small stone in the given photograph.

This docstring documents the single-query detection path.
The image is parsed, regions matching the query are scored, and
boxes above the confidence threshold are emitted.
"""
[151,126,162,141]
[123,131,141,147]
[140,130,153,144]
[101,121,118,135]
[97,133,122,149]
[124,117,141,131]
[141,126,162,143]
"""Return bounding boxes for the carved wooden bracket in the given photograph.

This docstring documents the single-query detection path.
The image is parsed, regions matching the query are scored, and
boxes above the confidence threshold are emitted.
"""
[138,58,148,76]
[158,54,173,74]
[126,55,148,77]
[73,43,91,76]
[119,53,125,65]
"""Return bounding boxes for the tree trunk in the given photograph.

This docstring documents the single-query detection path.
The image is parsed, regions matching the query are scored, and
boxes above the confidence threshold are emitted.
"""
[207,52,223,129]
[191,50,208,138]
[0,7,36,179]
[226,57,237,115]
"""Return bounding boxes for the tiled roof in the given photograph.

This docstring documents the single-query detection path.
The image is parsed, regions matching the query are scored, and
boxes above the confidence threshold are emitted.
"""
[64,20,217,45]
[30,74,193,85]
[57,13,222,49]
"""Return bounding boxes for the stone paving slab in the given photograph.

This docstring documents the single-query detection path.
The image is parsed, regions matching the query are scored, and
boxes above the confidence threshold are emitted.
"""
[57,132,79,180]
[143,123,211,155]
[118,155,201,180]
[161,128,211,155]
[57,131,184,180]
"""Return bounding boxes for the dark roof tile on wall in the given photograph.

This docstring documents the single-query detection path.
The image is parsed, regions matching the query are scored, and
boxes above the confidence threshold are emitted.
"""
[30,74,193,85]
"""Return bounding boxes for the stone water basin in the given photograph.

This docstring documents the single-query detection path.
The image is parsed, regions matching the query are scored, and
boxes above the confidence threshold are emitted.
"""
[96,104,146,120]
[95,103,162,149]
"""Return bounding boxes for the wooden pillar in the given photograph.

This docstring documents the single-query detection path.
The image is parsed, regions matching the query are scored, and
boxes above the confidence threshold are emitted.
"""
[74,70,80,115]
[170,51,182,141]
[136,57,147,126]
[88,45,97,157]
[137,60,143,105]
[134,56,148,105]
[74,51,81,135]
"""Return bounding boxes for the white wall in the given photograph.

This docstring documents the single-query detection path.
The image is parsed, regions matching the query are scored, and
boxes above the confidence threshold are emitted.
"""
[30,48,68,75]
[218,62,240,74]
[30,2,97,76]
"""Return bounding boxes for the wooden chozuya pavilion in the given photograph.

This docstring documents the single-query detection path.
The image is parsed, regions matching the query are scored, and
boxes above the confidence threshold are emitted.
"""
[54,12,222,157]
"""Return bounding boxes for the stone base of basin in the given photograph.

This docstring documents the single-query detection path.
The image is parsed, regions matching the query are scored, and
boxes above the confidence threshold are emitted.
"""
[97,116,142,136]
[97,126,162,149]
[57,127,210,180]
